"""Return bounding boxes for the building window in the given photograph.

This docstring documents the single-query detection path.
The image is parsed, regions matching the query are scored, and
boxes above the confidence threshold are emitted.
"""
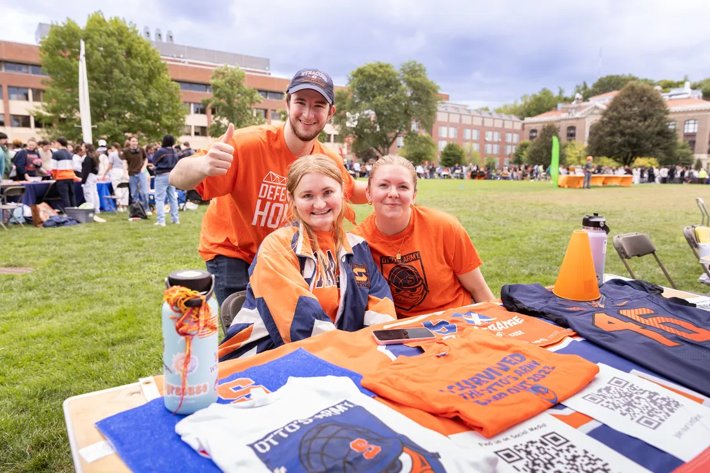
[529,129,538,140]
[448,127,457,139]
[30,88,44,102]
[492,144,500,154]
[473,129,480,141]
[667,121,676,131]
[566,126,576,140]
[396,136,404,148]
[8,86,30,101]
[473,143,480,151]
[684,119,698,134]
[0,115,4,126]
[253,109,267,119]
[438,126,448,138]
[2,62,46,75]
[687,139,696,151]
[33,116,45,128]
[493,131,500,142]
[270,110,282,121]
[182,125,192,136]
[193,126,208,136]
[192,103,206,114]
[513,134,520,143]
[485,131,493,142]
[176,81,211,93]
[485,143,493,154]
[438,140,447,151]
[464,129,471,140]
[11,115,31,127]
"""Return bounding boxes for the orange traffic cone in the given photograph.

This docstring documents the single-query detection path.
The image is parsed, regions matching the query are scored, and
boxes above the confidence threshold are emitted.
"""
[553,230,601,301]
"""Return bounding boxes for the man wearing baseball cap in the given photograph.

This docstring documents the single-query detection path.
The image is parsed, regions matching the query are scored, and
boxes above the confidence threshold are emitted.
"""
[170,68,366,305]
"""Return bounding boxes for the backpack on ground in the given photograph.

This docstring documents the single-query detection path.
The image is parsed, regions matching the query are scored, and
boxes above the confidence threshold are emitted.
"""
[129,201,148,219]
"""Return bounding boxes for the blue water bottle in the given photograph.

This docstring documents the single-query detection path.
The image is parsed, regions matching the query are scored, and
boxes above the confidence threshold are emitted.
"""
[162,270,219,414]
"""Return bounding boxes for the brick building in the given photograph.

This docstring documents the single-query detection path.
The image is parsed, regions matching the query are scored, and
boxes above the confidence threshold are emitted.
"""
[432,102,523,167]
[523,84,710,166]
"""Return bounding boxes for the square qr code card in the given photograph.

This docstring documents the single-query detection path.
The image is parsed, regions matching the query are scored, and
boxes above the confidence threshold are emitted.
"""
[450,412,650,473]
[563,363,710,462]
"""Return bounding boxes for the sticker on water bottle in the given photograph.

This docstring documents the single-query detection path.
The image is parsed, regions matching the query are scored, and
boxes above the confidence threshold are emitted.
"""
[171,353,198,374]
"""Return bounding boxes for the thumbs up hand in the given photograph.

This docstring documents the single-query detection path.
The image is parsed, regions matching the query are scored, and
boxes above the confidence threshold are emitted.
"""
[201,123,235,176]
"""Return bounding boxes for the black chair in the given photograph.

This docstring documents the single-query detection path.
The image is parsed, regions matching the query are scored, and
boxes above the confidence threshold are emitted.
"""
[220,290,247,333]
[612,232,676,288]
[0,186,26,230]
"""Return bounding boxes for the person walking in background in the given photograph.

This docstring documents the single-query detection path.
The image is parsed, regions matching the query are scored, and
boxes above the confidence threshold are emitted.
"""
[11,138,43,181]
[81,144,105,222]
[122,136,151,214]
[37,140,53,178]
[583,155,594,189]
[0,132,9,179]
[152,134,180,226]
[103,143,129,212]
[50,137,77,210]
[353,155,495,318]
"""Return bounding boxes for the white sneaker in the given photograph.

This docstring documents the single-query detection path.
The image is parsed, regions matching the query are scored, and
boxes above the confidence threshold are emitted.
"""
[145,210,153,216]
[93,215,107,223]
[154,221,166,227]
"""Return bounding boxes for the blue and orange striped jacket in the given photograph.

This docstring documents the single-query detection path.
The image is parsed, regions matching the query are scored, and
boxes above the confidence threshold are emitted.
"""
[218,223,396,360]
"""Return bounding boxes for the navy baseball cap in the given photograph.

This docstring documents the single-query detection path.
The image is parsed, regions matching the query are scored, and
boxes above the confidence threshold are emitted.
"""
[287,68,334,104]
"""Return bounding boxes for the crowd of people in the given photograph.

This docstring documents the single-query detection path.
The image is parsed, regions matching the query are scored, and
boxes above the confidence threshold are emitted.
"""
[0,131,195,224]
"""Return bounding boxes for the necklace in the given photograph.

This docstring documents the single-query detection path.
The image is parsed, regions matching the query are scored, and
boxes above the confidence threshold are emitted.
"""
[393,235,409,263]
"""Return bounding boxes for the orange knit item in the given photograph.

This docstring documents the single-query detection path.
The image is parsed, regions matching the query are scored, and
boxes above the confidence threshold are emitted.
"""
[163,286,216,413]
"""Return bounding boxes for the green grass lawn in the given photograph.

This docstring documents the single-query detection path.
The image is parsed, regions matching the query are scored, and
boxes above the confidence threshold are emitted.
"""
[2,180,709,471]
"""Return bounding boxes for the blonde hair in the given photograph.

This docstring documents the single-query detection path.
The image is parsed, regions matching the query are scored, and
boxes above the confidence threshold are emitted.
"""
[287,154,346,266]
[368,155,418,192]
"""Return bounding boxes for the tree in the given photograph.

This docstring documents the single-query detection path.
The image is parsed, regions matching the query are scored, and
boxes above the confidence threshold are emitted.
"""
[587,74,648,98]
[674,140,695,167]
[526,124,564,166]
[587,82,676,166]
[400,133,436,165]
[37,12,185,144]
[512,141,530,165]
[439,143,464,167]
[333,61,439,157]
[495,88,564,118]
[203,66,263,136]
[563,141,587,166]
[692,78,710,100]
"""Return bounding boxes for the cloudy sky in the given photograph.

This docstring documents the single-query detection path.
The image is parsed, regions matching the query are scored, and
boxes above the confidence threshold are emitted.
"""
[3,0,709,108]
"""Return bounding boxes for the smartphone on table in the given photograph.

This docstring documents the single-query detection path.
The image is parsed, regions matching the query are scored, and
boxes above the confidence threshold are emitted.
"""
[372,327,435,345]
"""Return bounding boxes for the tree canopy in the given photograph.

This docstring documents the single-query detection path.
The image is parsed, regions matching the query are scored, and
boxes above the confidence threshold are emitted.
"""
[333,61,439,157]
[37,12,185,144]
[526,124,565,166]
[203,65,263,136]
[439,142,464,167]
[400,133,436,165]
[495,88,564,118]
[587,82,675,166]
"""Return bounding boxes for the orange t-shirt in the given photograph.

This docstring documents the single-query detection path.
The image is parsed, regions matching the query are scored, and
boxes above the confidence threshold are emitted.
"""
[311,230,340,322]
[353,206,482,318]
[361,327,599,438]
[196,125,353,263]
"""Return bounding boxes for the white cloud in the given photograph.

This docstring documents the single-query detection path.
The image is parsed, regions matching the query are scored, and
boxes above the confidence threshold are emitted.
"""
[2,0,709,108]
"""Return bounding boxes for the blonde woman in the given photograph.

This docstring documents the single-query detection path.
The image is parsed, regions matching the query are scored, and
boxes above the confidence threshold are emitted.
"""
[354,155,495,318]
[218,154,395,361]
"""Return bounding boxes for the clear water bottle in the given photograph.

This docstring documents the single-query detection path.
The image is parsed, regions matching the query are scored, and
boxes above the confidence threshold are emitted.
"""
[162,270,219,414]
[582,213,610,285]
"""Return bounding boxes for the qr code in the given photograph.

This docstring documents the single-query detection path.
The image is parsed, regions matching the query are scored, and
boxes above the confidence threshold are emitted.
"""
[582,377,680,429]
[495,431,611,472]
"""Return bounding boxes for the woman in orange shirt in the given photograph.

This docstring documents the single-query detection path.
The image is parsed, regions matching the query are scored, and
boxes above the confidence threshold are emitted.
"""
[354,155,495,318]
[219,154,395,360]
